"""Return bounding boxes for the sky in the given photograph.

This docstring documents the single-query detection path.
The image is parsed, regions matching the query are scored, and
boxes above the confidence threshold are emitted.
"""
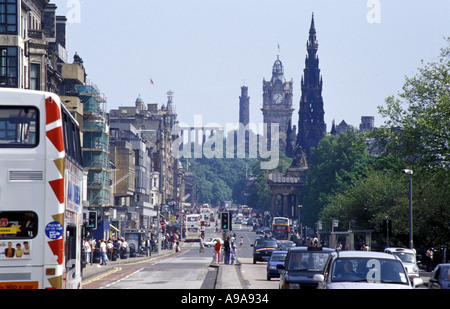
[51,0,450,132]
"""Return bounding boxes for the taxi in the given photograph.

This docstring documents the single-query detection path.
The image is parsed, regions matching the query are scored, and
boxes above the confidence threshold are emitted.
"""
[384,247,420,279]
[278,246,334,289]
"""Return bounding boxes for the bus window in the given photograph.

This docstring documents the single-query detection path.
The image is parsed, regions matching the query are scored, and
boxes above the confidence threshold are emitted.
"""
[0,211,38,239]
[0,107,38,147]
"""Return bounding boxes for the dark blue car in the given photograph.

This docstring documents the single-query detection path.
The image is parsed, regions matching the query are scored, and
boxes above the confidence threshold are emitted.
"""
[266,251,287,280]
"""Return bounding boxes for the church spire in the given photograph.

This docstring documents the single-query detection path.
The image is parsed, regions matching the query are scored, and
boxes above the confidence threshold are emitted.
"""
[307,13,318,54]
[296,12,326,156]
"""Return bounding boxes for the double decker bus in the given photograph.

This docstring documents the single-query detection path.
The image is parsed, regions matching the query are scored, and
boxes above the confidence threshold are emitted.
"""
[199,204,211,227]
[185,214,201,242]
[272,217,290,240]
[0,89,84,289]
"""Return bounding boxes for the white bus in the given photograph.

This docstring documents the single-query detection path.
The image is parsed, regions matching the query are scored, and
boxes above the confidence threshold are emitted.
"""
[185,214,201,242]
[200,206,211,226]
[0,89,84,289]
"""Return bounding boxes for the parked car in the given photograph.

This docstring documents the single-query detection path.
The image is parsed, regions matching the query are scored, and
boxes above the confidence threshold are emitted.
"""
[384,247,420,279]
[313,251,423,289]
[428,263,450,289]
[278,246,335,289]
[266,251,287,280]
[251,236,278,264]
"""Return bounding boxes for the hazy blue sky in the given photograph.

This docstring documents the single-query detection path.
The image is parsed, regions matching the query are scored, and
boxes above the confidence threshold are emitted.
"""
[52,0,450,131]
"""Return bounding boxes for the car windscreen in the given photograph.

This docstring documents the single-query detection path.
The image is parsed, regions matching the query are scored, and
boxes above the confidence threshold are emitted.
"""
[255,239,277,248]
[287,251,329,271]
[331,258,409,285]
[391,252,415,263]
[270,252,287,261]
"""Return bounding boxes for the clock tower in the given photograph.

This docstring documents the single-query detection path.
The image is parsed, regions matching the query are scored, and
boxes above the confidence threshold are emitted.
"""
[261,55,294,154]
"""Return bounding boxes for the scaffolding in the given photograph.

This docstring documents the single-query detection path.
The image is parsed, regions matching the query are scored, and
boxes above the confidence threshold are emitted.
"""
[76,83,110,208]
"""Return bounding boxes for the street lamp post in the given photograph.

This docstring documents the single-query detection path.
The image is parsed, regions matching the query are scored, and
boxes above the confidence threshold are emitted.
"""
[298,204,302,239]
[403,169,413,249]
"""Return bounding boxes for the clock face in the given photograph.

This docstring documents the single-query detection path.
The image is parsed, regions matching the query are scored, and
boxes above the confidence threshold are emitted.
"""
[272,93,283,104]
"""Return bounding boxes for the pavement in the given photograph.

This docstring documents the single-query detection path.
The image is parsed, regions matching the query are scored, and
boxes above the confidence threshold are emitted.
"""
[82,249,175,282]
[81,248,246,289]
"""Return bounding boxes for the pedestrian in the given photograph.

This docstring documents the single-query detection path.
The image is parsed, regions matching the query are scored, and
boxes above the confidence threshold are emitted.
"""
[175,239,181,252]
[199,235,205,253]
[214,239,222,264]
[224,236,231,264]
[99,240,108,266]
[426,247,434,272]
[90,238,96,264]
[107,240,113,261]
[230,244,236,265]
[113,238,119,260]
[84,239,91,265]
[239,236,243,248]
[145,236,152,256]
[121,238,129,258]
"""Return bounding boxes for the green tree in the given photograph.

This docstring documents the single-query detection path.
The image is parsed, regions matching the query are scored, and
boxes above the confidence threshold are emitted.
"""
[321,38,450,249]
[374,37,450,169]
[300,130,372,227]
[246,152,292,212]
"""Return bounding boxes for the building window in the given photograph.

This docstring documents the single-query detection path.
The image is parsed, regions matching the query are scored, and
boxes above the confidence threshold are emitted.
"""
[0,46,18,87]
[0,0,17,34]
[30,64,40,90]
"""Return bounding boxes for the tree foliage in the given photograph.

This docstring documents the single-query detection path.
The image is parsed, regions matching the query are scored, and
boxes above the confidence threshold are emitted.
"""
[186,156,255,206]
[313,38,450,249]
[300,130,373,228]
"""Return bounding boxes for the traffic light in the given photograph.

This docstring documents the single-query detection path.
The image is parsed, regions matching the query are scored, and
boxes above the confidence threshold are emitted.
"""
[221,212,230,230]
[88,211,97,229]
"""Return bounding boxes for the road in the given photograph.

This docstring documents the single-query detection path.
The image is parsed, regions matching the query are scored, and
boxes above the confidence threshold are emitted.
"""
[82,221,431,290]
[82,222,275,289]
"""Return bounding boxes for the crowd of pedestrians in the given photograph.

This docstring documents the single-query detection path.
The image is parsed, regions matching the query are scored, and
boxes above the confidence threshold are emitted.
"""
[83,231,184,267]
[199,234,237,265]
[83,236,132,267]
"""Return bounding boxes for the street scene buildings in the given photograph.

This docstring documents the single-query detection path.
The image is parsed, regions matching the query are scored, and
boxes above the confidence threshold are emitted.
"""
[0,1,191,240]
[0,1,447,264]
[0,1,376,239]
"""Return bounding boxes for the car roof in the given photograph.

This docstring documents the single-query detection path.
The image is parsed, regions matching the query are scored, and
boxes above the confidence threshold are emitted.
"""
[288,246,335,253]
[384,247,416,254]
[332,251,400,260]
[272,250,288,254]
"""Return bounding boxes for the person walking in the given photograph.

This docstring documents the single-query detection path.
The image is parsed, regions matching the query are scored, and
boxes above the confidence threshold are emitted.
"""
[426,247,434,272]
[145,236,152,256]
[230,244,237,265]
[199,235,205,253]
[224,236,231,264]
[107,240,113,261]
[84,239,91,265]
[214,239,222,264]
[99,240,108,266]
